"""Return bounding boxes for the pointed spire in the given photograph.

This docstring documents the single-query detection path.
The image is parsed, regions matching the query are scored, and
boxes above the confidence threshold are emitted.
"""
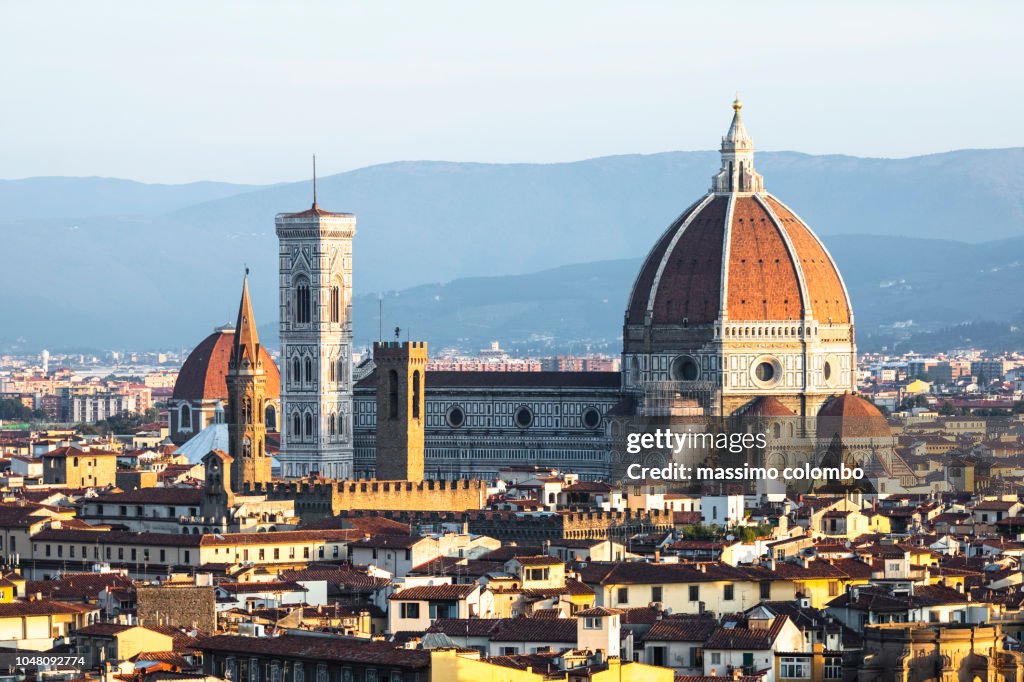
[312,154,318,209]
[711,95,764,194]
[723,93,753,151]
[232,271,261,371]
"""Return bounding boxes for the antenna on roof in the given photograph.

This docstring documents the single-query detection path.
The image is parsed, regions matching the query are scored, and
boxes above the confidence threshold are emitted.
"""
[312,154,318,207]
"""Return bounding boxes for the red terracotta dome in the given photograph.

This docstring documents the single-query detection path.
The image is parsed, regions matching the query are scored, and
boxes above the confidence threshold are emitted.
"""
[741,396,796,418]
[172,326,280,401]
[817,393,890,440]
[625,99,852,330]
[626,194,851,327]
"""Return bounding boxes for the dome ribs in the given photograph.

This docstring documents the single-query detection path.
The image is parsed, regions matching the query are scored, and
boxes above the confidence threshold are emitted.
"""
[764,196,851,324]
[649,195,728,325]
[625,198,707,325]
[726,197,802,321]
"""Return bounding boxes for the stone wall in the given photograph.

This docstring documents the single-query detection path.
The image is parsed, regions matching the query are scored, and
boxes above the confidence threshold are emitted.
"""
[244,478,486,520]
[137,584,216,634]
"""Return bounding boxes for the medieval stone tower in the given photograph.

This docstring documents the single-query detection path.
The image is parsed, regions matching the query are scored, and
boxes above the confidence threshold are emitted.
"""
[226,275,271,492]
[200,450,234,526]
[275,194,356,480]
[373,341,427,482]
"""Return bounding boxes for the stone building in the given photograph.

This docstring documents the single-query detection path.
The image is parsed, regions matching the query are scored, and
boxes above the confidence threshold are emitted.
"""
[353,371,620,481]
[225,274,271,492]
[612,99,888,484]
[373,341,427,481]
[168,325,280,446]
[275,192,357,480]
[856,622,1023,682]
[622,97,856,418]
[41,444,117,488]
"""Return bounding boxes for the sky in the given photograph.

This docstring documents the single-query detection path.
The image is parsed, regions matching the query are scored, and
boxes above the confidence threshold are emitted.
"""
[1,1,1022,184]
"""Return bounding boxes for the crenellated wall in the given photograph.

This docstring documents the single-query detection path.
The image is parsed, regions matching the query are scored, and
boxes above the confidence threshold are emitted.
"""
[242,478,486,520]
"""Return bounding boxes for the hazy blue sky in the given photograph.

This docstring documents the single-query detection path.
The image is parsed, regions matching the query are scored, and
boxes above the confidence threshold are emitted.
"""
[2,1,1021,183]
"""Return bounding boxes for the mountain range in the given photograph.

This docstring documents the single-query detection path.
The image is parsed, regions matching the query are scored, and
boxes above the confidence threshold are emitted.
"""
[2,148,1022,353]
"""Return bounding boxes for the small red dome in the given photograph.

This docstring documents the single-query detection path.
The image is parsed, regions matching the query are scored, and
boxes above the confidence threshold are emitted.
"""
[173,328,280,401]
[741,396,796,418]
[817,394,890,440]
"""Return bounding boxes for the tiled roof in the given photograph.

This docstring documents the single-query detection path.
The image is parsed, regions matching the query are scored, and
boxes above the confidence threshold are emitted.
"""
[488,618,578,643]
[479,546,545,562]
[351,534,424,549]
[196,634,429,669]
[973,500,1016,511]
[0,599,95,617]
[427,618,503,637]
[26,572,134,601]
[817,394,890,439]
[826,584,967,611]
[43,445,117,458]
[627,193,851,327]
[560,482,613,494]
[704,615,789,650]
[390,584,476,601]
[302,515,411,535]
[280,566,390,594]
[76,623,136,637]
[643,618,716,642]
[90,488,203,505]
[217,581,305,594]
[511,555,563,567]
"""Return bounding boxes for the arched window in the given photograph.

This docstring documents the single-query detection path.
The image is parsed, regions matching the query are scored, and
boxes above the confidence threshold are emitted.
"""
[291,358,300,384]
[330,286,340,323]
[294,278,312,324]
[242,437,252,459]
[265,404,277,431]
[329,414,336,436]
[292,412,301,440]
[412,370,421,419]
[305,413,314,437]
[179,404,192,429]
[388,369,399,419]
[304,358,313,383]
[338,414,345,437]
[338,358,345,384]
[329,361,336,383]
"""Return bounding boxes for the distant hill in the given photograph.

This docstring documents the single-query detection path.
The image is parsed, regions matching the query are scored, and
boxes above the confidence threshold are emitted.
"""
[0,176,262,220]
[2,148,1023,351]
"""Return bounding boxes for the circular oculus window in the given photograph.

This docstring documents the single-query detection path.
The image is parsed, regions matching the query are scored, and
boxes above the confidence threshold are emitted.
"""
[750,356,782,388]
[514,406,534,428]
[446,406,466,428]
[582,407,602,429]
[671,355,700,381]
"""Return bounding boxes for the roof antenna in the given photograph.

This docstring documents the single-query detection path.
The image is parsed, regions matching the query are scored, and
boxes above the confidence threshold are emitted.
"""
[312,154,318,208]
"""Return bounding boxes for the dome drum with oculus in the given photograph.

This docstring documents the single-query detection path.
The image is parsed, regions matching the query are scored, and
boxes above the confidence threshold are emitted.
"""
[514,406,534,428]
[671,355,700,381]
[751,356,782,388]
[446,406,465,428]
